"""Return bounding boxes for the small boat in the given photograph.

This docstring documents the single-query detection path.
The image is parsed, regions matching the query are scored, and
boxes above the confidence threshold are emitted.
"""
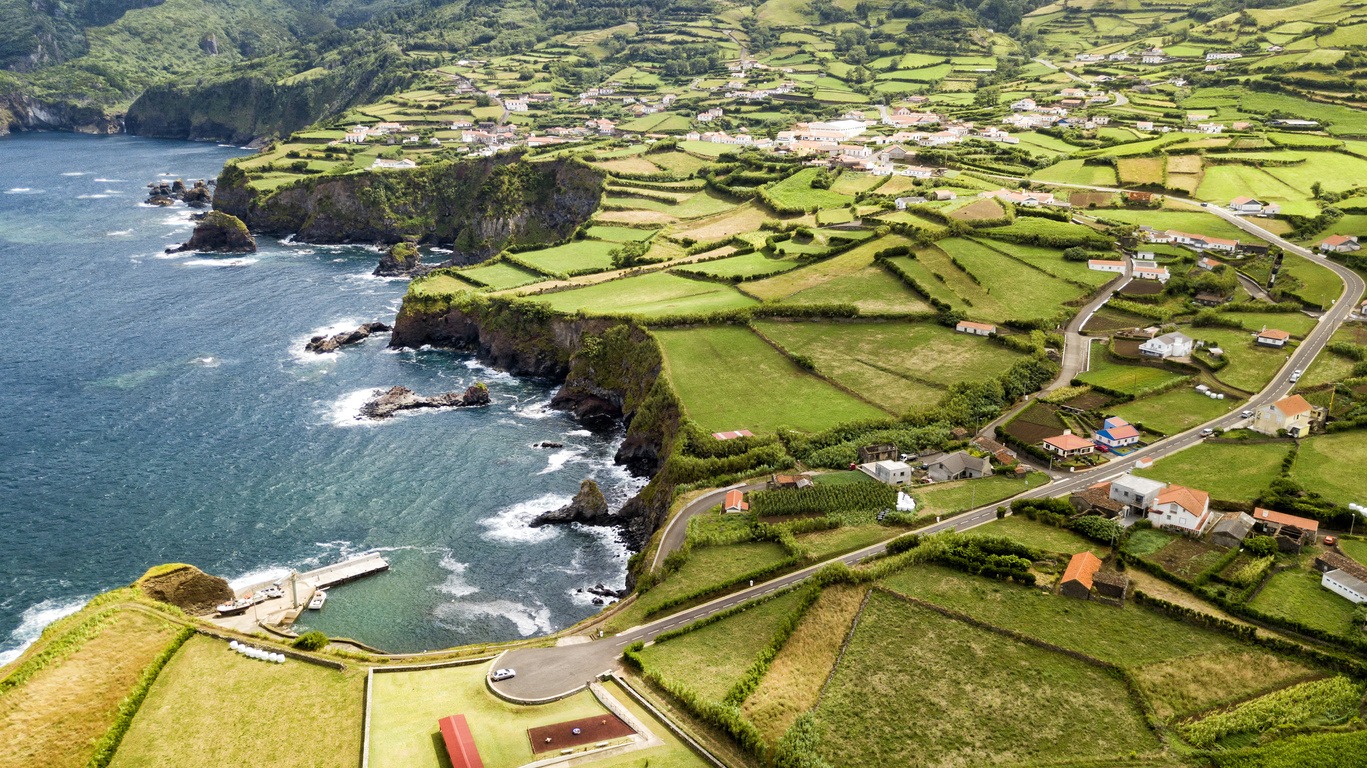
[307,590,327,610]
[258,585,284,600]
[216,597,256,616]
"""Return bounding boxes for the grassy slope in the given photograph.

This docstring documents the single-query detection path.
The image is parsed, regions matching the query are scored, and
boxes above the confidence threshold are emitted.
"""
[536,272,757,317]
[1136,440,1290,503]
[1291,431,1367,507]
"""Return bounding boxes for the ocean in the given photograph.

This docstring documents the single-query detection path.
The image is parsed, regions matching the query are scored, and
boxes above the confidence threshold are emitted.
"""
[0,133,642,662]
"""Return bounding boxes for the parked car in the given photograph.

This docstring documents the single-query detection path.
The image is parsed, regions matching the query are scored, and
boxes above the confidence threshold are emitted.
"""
[1289,369,1303,382]
[1240,410,1254,418]
[490,668,516,682]
[1199,428,1215,437]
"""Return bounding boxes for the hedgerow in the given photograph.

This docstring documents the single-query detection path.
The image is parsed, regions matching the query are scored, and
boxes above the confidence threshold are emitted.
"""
[1180,677,1362,748]
[749,483,898,517]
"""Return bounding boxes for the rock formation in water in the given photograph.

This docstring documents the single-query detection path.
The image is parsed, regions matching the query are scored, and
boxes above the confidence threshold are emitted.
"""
[168,211,256,253]
[360,382,490,419]
[306,322,392,354]
[146,178,214,207]
[136,564,235,616]
[531,479,612,528]
[374,241,425,277]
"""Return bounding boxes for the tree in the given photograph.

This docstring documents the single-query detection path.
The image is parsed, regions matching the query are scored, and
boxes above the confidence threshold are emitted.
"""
[609,241,650,269]
[292,630,328,651]
[1244,535,1278,557]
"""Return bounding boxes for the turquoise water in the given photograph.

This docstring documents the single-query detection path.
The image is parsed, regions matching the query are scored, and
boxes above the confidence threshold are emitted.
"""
[0,133,641,661]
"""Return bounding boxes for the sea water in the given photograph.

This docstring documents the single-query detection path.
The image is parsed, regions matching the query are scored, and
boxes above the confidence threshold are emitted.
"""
[0,133,642,662]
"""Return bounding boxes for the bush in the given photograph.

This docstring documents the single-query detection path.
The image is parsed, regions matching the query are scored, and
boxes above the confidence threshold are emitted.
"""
[1180,677,1362,748]
[1243,535,1278,557]
[749,483,897,517]
[292,630,329,651]
[1069,515,1124,544]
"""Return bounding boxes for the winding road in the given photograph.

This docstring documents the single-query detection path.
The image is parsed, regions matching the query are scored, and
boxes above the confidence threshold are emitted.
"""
[491,190,1364,704]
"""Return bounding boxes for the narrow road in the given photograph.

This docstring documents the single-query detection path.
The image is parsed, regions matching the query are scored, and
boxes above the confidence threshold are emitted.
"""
[650,482,766,571]
[490,188,1364,704]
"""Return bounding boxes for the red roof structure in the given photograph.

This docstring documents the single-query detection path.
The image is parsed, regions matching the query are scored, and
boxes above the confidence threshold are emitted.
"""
[724,489,749,512]
[1061,551,1102,592]
[1044,433,1094,451]
[438,715,485,768]
[712,430,754,441]
[1253,507,1319,534]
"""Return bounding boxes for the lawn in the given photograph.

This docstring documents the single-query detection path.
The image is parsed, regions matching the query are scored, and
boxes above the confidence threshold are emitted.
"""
[880,564,1244,666]
[535,272,758,318]
[937,237,1091,321]
[653,326,890,433]
[911,473,1049,517]
[811,592,1159,767]
[972,239,1114,288]
[637,589,808,703]
[1248,568,1359,637]
[751,319,1028,414]
[1110,386,1241,435]
[1031,158,1119,186]
[112,634,364,768]
[515,239,620,276]
[1077,354,1190,396]
[1137,441,1290,503]
[2,607,183,768]
[611,542,794,632]
[1191,327,1293,393]
[1291,431,1367,508]
[763,168,853,211]
[1279,254,1345,309]
[978,515,1108,555]
[456,262,546,290]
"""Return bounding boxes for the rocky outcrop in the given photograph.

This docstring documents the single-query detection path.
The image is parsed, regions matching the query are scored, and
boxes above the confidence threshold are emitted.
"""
[360,383,490,420]
[146,178,214,208]
[0,91,123,136]
[212,153,602,260]
[168,211,256,253]
[306,322,391,354]
[531,479,612,527]
[374,242,424,277]
[136,564,234,616]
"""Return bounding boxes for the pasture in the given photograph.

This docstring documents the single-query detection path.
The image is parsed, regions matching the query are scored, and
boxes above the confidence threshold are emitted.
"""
[534,272,758,317]
[1135,440,1290,503]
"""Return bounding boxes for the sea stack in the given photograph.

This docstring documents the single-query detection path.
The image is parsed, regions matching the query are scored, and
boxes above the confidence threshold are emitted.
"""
[169,211,257,253]
[531,479,613,527]
[374,241,424,277]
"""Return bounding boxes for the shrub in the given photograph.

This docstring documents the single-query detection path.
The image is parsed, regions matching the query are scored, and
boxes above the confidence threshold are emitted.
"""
[1243,535,1278,557]
[1069,515,1124,544]
[749,483,897,517]
[1180,677,1362,748]
[292,630,329,651]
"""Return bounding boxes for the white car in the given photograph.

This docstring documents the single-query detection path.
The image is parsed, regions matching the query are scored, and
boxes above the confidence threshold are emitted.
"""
[490,668,516,682]
[1199,428,1215,437]
[1289,369,1303,383]
[1240,410,1254,419]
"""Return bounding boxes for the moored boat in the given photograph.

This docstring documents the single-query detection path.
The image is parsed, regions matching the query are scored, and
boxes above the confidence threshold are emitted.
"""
[307,589,327,610]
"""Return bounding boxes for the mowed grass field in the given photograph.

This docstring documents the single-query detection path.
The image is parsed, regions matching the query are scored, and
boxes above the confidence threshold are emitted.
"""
[456,262,545,290]
[112,634,364,768]
[742,235,932,313]
[653,326,890,432]
[1136,440,1290,503]
[1194,327,1293,393]
[1,607,184,768]
[535,272,758,317]
[751,319,1028,413]
[811,591,1158,767]
[1291,431,1367,507]
[1094,208,1249,242]
[605,542,792,632]
[1110,387,1241,435]
[763,167,853,211]
[1077,354,1190,396]
[515,239,620,275]
[1248,568,1359,637]
[978,515,1107,555]
[911,473,1049,517]
[679,251,798,279]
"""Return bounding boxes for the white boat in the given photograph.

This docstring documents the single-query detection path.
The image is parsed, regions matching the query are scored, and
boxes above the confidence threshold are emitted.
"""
[259,585,284,600]
[216,597,255,616]
[307,590,327,610]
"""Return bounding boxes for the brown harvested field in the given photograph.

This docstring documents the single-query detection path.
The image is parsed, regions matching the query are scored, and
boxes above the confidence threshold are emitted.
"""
[742,585,867,744]
[1084,306,1152,334]
[671,202,770,242]
[1146,537,1226,581]
[590,156,662,175]
[1117,157,1164,186]
[1131,652,1318,720]
[1063,390,1113,410]
[1119,279,1164,296]
[0,607,182,768]
[1111,337,1144,356]
[949,197,1005,222]
[1003,401,1066,444]
[594,208,679,225]
[1069,191,1113,207]
[1166,155,1203,174]
[1166,174,1201,194]
[528,713,635,753]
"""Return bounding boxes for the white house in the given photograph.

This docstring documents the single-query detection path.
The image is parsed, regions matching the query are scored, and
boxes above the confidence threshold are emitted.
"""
[895,196,926,210]
[1136,121,1154,132]
[1109,473,1165,513]
[1010,98,1037,111]
[1042,430,1095,458]
[1206,51,1242,61]
[371,158,417,170]
[504,99,528,112]
[1320,235,1360,253]
[955,320,996,336]
[1088,259,1126,274]
[1251,394,1315,437]
[1255,328,1291,347]
[1139,331,1193,359]
[1229,197,1280,215]
[1132,264,1170,283]
[1323,570,1367,604]
[1149,485,1212,534]
[1093,417,1141,450]
[870,460,911,485]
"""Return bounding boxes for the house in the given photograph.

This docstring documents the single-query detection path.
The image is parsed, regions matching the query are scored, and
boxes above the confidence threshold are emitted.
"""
[587,118,616,135]
[1088,259,1126,274]
[858,444,899,464]
[724,489,749,513]
[1010,98,1037,111]
[1109,473,1166,514]
[956,320,996,336]
[1252,507,1319,551]
[1206,51,1242,60]
[769,473,813,490]
[1139,332,1193,359]
[869,460,911,485]
[1256,328,1291,348]
[503,99,528,112]
[1320,235,1360,253]
[1197,257,1223,271]
[1149,484,1212,535]
[343,129,370,144]
[1093,570,1129,601]
[712,430,754,440]
[1132,263,1170,282]
[1043,430,1095,458]
[1108,51,1130,61]
[1323,570,1367,604]
[1136,121,1154,132]
[371,158,417,170]
[1071,482,1126,518]
[1093,417,1141,450]
[1211,512,1255,549]
[1250,394,1315,437]
[1229,197,1280,215]
[931,189,957,201]
[1059,552,1103,599]
[895,196,926,210]
[925,451,993,483]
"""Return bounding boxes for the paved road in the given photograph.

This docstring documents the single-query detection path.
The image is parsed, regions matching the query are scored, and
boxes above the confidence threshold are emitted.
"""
[491,193,1364,703]
[649,482,766,571]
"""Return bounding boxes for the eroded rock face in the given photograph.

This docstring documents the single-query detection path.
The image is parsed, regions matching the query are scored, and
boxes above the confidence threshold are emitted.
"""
[305,322,392,354]
[531,479,612,527]
[359,382,490,419]
[136,564,234,616]
[169,210,256,253]
[146,178,214,208]
[374,241,425,277]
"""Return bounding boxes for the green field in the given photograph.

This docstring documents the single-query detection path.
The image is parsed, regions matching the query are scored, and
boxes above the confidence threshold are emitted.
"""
[1291,431,1367,507]
[679,252,798,280]
[811,591,1159,767]
[1279,254,1345,308]
[515,239,620,275]
[653,326,890,433]
[456,262,546,290]
[937,237,1091,322]
[1031,158,1119,186]
[978,515,1107,555]
[743,235,932,313]
[763,168,853,211]
[1193,327,1293,393]
[1110,387,1241,435]
[1136,440,1290,503]
[911,473,1049,516]
[1248,568,1359,637]
[585,225,657,242]
[1094,209,1250,242]
[1077,354,1190,396]
[751,319,1028,414]
[535,272,758,317]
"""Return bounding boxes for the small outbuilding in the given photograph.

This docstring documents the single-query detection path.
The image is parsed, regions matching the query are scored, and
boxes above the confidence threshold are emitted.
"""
[1210,512,1255,549]
[1060,551,1103,599]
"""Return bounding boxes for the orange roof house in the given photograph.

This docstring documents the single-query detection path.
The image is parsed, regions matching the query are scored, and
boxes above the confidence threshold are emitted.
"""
[724,489,749,513]
[1060,551,1103,599]
[1043,431,1095,457]
[1253,507,1319,534]
[438,715,485,768]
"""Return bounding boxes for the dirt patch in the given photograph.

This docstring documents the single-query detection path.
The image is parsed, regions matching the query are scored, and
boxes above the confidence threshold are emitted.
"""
[1119,280,1164,296]
[949,197,1005,222]
[528,714,635,754]
[1004,402,1066,444]
[137,564,233,616]
[1147,538,1225,581]
[1064,391,1112,411]
[1069,191,1112,208]
[1111,337,1144,357]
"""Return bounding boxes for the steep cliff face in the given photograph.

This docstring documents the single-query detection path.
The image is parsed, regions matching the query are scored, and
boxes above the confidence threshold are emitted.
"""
[213,154,603,257]
[0,90,122,134]
[391,293,681,550]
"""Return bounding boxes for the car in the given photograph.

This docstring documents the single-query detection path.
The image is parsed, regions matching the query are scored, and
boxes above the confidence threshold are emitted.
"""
[1199,428,1215,437]
[1240,410,1254,419]
[490,668,516,682]
[1289,369,1303,382]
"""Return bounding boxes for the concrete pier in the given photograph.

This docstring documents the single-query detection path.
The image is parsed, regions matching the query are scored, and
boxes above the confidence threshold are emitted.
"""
[209,552,389,634]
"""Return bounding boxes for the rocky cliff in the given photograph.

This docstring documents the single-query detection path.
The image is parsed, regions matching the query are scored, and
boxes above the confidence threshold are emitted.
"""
[212,153,603,259]
[0,91,122,135]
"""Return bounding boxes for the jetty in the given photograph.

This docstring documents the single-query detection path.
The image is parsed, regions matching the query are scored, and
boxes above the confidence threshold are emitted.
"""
[209,552,389,634]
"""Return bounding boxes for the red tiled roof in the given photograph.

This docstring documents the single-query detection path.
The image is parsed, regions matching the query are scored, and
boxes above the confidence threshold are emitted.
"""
[957,321,997,332]
[1274,394,1312,417]
[438,715,485,768]
[1156,484,1209,515]
[1044,433,1094,451]
[1253,507,1319,533]
[1061,551,1102,590]
[1322,234,1356,247]
[1099,424,1140,440]
[712,430,754,440]
[725,489,749,511]
[1258,329,1291,340]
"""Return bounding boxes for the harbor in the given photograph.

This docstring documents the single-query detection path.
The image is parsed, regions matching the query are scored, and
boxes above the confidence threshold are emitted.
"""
[209,551,390,634]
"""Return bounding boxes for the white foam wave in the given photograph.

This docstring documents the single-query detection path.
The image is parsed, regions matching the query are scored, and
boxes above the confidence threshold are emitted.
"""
[76,194,111,199]
[0,597,89,667]
[434,599,552,637]
[93,178,124,183]
[567,429,593,437]
[101,189,124,195]
[539,447,585,475]
[182,257,258,268]
[329,388,385,427]
[61,171,89,176]
[478,493,570,544]
[229,566,292,592]
[512,397,557,420]
[291,319,363,363]
[463,359,513,380]
[162,213,194,227]
[189,356,220,368]
[107,229,135,237]
[434,556,479,598]
[4,187,35,194]
[152,250,191,260]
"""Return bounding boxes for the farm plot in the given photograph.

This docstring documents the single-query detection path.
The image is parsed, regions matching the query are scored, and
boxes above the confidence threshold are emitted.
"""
[1076,354,1190,397]
[763,168,854,212]
[968,238,1114,288]
[1291,431,1367,508]
[811,591,1159,767]
[1109,386,1240,435]
[1195,165,1318,217]
[911,473,1048,517]
[977,515,1107,555]
[742,236,932,313]
[1191,327,1292,393]
[1248,568,1360,637]
[536,272,757,318]
[1117,156,1165,186]
[653,326,890,433]
[1003,401,1068,444]
[1130,651,1317,721]
[1278,254,1345,308]
[1031,159,1119,186]
[455,262,546,290]
[1135,440,1290,503]
[515,239,620,276]
[679,252,798,280]
[752,320,1028,414]
[1093,209,1248,242]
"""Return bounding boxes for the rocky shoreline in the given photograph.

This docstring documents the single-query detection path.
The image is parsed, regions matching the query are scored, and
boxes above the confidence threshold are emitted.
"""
[359,383,490,420]
[306,322,392,354]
